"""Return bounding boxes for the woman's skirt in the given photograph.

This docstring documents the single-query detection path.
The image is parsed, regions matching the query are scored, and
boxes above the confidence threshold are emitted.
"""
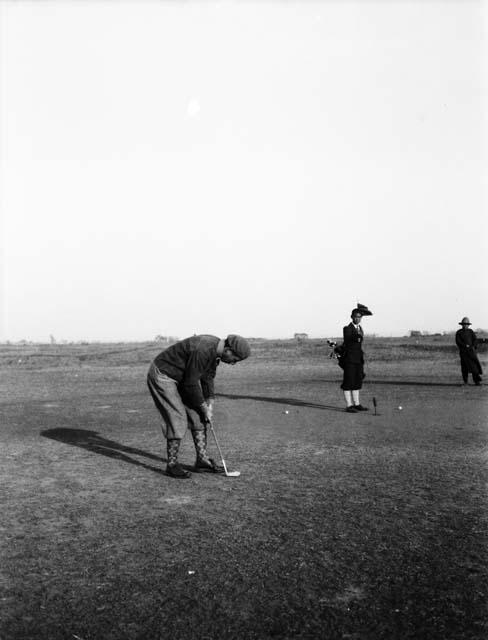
[341,362,364,390]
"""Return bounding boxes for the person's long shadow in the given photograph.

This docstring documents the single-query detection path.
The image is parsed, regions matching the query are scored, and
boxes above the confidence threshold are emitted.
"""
[298,378,463,388]
[40,428,183,475]
[370,379,463,387]
[216,393,345,412]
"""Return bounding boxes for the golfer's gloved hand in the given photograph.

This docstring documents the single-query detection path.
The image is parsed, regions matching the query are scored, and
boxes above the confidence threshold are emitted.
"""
[199,402,211,424]
[206,400,214,422]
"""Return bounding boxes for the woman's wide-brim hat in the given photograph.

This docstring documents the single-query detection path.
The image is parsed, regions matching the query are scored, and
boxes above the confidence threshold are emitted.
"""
[459,317,471,325]
[352,303,373,316]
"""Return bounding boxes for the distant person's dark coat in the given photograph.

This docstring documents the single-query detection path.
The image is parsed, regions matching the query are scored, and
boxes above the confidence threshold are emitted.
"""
[340,323,365,390]
[455,328,483,380]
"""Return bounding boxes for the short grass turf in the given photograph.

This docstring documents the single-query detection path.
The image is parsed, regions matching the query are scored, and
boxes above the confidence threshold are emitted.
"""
[1,338,487,639]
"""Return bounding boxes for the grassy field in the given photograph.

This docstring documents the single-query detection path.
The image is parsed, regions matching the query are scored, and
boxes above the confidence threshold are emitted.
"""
[1,337,487,639]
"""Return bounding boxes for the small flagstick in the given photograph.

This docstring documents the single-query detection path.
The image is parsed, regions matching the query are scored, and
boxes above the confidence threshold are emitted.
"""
[373,397,377,416]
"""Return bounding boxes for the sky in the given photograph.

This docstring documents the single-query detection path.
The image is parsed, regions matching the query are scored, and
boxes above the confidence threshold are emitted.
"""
[1,0,487,342]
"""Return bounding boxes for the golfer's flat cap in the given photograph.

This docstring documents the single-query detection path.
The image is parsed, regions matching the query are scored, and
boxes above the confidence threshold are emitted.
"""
[226,334,251,360]
[459,317,471,325]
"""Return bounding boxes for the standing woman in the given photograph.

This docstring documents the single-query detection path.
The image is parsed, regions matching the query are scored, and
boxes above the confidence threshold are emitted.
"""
[340,303,373,413]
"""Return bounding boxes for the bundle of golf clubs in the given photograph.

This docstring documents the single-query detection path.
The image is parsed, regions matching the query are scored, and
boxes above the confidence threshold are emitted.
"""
[327,339,345,362]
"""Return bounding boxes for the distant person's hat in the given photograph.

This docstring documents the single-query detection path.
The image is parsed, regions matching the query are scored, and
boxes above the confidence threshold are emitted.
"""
[459,317,471,325]
[352,303,373,317]
[226,334,251,360]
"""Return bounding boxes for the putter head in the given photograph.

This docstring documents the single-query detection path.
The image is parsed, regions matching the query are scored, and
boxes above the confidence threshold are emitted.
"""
[226,471,241,477]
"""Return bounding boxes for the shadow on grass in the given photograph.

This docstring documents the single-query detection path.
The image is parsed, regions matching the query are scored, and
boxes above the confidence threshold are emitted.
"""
[217,393,345,412]
[40,428,175,475]
[297,378,464,388]
[370,380,466,387]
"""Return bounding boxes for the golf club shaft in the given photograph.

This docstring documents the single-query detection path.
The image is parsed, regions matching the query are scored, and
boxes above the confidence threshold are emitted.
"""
[207,420,230,475]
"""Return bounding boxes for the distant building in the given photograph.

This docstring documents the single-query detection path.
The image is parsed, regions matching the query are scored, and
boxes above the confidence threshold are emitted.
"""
[294,333,308,341]
[409,330,421,337]
[154,335,178,344]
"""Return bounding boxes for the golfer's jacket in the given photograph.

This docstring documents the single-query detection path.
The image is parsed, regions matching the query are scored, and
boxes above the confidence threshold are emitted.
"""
[153,335,219,410]
[342,323,364,365]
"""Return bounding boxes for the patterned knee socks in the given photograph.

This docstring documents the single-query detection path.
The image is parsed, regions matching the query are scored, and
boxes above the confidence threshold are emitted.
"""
[191,429,210,462]
[167,438,181,466]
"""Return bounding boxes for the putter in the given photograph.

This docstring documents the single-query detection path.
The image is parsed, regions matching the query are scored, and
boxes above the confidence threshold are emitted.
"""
[207,420,241,477]
[373,397,377,416]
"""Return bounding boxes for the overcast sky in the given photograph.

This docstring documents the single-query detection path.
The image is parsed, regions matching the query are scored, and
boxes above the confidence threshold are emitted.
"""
[1,0,486,341]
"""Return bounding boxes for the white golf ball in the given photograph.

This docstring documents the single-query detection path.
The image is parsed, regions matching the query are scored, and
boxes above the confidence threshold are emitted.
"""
[398,406,402,410]
[284,410,289,414]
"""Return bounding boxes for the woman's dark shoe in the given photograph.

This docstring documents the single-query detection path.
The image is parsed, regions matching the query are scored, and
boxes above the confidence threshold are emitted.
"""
[166,463,191,479]
[354,404,369,411]
[346,406,358,413]
[194,458,225,473]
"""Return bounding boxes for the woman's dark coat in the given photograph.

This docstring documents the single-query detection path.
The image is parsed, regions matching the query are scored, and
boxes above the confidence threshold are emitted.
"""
[340,322,365,390]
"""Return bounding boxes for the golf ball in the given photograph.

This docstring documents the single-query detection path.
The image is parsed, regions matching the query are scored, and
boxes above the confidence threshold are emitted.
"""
[398,406,402,410]
[284,410,289,414]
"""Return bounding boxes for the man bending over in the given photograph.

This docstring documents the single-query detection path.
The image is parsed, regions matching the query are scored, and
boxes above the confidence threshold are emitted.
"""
[147,334,251,479]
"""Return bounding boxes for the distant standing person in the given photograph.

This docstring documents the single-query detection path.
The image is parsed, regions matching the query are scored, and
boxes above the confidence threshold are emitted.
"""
[455,317,482,385]
[340,303,373,413]
[147,334,251,479]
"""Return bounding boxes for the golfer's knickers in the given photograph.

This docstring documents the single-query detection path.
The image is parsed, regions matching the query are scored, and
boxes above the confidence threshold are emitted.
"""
[147,362,199,439]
